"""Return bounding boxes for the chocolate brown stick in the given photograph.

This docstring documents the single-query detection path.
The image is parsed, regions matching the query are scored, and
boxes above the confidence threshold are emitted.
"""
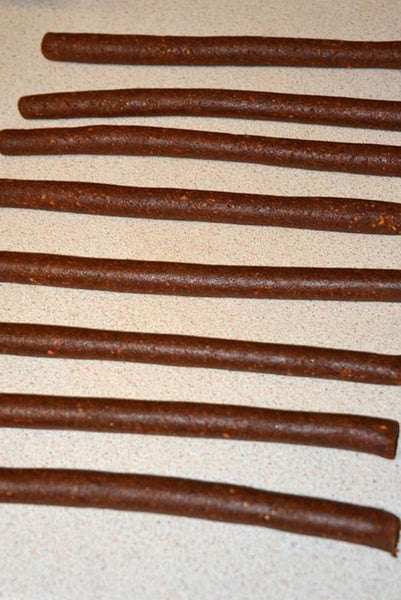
[41,33,401,69]
[2,125,401,177]
[1,323,400,385]
[17,88,401,131]
[0,393,398,458]
[0,468,399,553]
[2,251,401,302]
[2,178,400,234]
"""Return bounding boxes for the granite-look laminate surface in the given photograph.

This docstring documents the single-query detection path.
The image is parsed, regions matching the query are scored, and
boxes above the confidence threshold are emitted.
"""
[0,1,400,598]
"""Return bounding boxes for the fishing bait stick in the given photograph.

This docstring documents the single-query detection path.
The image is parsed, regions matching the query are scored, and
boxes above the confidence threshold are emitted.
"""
[1,179,400,234]
[1,252,400,302]
[0,468,399,553]
[1,323,400,385]
[1,125,401,177]
[41,33,401,68]
[0,393,398,458]
[18,88,401,131]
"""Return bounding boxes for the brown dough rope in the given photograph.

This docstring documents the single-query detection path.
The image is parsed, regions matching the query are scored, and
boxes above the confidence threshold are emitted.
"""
[1,251,401,302]
[0,467,399,553]
[41,33,401,68]
[17,88,401,131]
[2,178,400,234]
[0,393,398,458]
[1,322,400,385]
[1,125,401,177]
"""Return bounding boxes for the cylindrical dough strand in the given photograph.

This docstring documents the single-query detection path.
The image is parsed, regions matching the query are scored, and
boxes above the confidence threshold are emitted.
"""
[41,34,401,68]
[0,323,400,385]
[0,468,399,553]
[1,179,400,234]
[17,88,401,131]
[1,251,401,302]
[1,126,401,177]
[0,393,398,458]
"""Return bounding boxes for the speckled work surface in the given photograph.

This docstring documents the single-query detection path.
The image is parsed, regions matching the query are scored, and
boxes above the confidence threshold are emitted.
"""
[0,1,400,598]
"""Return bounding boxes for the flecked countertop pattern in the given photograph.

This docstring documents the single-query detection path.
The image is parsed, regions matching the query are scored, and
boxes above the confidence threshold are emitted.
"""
[0,1,400,598]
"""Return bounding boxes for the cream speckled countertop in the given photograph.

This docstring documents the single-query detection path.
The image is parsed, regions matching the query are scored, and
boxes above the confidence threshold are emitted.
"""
[0,1,400,598]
